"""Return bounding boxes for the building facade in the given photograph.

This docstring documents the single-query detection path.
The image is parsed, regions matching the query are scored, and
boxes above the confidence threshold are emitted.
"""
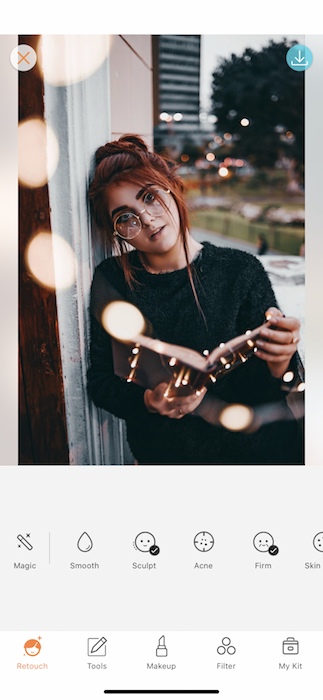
[153,35,202,155]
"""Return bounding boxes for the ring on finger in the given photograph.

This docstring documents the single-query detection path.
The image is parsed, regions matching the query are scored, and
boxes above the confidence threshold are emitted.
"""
[291,331,298,344]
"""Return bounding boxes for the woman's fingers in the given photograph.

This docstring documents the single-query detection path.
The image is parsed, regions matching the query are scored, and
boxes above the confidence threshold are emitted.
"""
[146,383,207,418]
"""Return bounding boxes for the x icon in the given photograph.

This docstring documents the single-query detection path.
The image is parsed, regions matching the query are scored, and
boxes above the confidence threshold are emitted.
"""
[17,51,30,65]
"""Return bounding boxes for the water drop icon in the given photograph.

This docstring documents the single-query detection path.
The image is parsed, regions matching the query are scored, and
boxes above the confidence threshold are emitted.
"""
[77,532,93,552]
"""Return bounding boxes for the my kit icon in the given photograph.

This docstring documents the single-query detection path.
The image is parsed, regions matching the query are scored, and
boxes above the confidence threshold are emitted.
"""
[282,637,299,655]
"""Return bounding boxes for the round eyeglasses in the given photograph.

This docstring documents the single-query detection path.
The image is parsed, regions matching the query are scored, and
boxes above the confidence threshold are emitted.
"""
[113,188,171,240]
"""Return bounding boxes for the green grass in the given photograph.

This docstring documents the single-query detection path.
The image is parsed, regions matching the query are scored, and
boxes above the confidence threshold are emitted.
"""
[190,209,305,255]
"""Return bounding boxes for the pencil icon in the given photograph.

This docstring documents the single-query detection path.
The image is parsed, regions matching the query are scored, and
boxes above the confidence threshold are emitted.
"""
[17,534,33,551]
[90,637,107,654]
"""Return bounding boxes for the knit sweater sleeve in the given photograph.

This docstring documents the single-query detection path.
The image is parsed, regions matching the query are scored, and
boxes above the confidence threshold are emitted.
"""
[235,253,301,394]
[87,264,147,420]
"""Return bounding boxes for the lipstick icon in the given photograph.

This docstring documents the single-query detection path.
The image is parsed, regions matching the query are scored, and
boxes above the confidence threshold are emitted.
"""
[156,636,168,657]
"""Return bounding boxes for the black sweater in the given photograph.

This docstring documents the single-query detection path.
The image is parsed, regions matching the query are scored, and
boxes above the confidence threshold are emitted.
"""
[87,242,303,465]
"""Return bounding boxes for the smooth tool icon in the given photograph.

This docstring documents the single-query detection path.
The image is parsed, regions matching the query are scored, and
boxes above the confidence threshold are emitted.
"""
[194,532,214,552]
[156,636,168,657]
[17,534,33,551]
[77,532,93,552]
[88,636,107,656]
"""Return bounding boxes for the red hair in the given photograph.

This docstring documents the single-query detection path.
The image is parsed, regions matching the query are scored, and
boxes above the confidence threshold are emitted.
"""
[89,135,203,314]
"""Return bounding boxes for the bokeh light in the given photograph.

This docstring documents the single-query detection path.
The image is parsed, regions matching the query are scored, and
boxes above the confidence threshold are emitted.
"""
[102,301,145,342]
[181,154,189,162]
[240,118,250,127]
[38,35,111,86]
[18,119,59,188]
[26,232,77,290]
[219,404,254,432]
[206,153,216,162]
[173,112,183,121]
[218,167,229,177]
[283,371,294,383]
[223,132,232,141]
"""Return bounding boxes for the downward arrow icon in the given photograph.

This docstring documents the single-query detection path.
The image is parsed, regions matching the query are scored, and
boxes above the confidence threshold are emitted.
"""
[294,50,305,63]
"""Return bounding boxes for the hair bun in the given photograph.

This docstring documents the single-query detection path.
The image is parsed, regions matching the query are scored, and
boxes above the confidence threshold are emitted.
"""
[95,134,148,165]
[118,134,148,152]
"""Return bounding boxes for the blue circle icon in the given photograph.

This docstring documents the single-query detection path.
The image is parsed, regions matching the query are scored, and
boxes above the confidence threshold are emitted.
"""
[286,44,313,71]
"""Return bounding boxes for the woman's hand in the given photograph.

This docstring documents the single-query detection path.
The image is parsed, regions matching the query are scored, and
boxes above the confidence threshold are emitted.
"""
[144,383,207,419]
[256,307,300,378]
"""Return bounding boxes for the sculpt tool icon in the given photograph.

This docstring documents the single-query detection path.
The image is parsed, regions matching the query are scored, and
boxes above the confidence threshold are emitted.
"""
[77,532,93,552]
[134,532,160,555]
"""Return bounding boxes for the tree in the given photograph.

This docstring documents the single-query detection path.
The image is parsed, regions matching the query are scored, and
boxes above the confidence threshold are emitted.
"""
[210,40,304,175]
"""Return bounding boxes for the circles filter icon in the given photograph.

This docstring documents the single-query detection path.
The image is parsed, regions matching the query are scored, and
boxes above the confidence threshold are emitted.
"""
[194,531,214,552]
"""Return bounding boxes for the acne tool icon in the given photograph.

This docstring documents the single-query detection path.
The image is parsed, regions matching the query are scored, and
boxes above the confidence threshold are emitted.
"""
[156,636,168,657]
[77,532,93,552]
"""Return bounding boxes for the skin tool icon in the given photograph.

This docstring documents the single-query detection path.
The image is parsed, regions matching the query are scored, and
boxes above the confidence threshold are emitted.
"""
[156,636,168,657]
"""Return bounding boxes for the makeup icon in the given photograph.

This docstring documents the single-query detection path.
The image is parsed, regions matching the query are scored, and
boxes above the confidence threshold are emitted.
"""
[17,534,33,551]
[156,636,168,657]
[77,532,93,552]
[88,636,107,656]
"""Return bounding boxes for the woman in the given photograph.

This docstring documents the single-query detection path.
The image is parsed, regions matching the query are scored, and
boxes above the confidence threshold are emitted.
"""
[87,135,303,465]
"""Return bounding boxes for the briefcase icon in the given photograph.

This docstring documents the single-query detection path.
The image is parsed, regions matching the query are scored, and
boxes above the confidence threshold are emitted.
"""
[282,637,299,654]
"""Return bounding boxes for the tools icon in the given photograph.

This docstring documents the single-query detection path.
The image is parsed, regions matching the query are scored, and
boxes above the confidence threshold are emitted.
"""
[87,636,107,657]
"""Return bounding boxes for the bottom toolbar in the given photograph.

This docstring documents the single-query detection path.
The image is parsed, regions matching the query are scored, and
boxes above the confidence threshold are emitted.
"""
[1,630,321,700]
